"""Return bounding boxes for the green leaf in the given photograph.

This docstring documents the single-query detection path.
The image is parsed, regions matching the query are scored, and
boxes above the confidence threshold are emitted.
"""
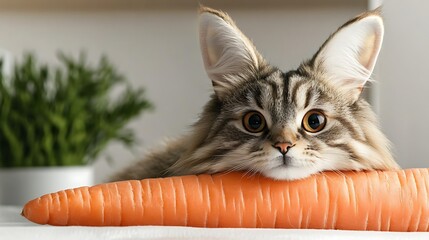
[0,122,23,166]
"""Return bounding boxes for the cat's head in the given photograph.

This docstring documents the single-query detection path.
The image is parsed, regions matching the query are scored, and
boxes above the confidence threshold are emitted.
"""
[173,7,399,180]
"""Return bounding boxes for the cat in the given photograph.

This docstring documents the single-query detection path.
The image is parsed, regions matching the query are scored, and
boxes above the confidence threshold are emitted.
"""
[111,6,400,181]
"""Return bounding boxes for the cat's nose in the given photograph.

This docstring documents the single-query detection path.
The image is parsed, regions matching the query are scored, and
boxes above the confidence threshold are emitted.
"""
[273,142,294,155]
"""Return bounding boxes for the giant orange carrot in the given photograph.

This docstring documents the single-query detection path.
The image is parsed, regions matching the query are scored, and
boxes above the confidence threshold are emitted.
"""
[22,168,429,231]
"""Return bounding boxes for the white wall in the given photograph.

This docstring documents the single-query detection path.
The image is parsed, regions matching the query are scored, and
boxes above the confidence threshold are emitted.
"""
[378,0,429,168]
[0,2,367,182]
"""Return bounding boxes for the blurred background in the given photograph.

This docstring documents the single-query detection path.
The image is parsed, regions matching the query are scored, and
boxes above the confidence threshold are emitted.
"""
[0,0,427,185]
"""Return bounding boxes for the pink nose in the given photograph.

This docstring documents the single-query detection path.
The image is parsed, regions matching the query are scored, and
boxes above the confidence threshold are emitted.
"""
[273,142,294,154]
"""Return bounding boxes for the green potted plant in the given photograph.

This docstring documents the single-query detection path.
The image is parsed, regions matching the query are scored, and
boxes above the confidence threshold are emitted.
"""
[0,53,152,206]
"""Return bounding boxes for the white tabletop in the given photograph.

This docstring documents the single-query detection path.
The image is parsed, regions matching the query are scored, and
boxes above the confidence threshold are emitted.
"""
[1,206,429,240]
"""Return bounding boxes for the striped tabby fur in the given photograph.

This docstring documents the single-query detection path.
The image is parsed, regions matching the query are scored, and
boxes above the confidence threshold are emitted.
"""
[112,7,399,181]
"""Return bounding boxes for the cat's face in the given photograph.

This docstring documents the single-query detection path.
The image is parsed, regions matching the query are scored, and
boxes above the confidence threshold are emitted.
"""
[171,7,399,180]
[212,67,379,180]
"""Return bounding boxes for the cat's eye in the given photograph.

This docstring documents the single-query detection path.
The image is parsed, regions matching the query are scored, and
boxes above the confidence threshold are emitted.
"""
[302,110,326,133]
[243,111,266,133]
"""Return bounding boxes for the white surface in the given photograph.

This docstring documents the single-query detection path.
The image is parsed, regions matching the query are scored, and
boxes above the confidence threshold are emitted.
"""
[0,166,94,206]
[1,206,429,240]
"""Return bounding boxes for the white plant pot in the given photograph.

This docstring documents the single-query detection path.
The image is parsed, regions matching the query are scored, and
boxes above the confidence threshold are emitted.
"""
[0,166,94,206]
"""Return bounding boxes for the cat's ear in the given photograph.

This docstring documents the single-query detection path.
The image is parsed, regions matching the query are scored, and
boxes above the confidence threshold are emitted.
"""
[199,7,262,99]
[311,10,384,102]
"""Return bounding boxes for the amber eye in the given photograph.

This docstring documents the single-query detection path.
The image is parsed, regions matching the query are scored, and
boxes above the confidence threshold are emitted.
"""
[243,111,266,133]
[302,110,326,133]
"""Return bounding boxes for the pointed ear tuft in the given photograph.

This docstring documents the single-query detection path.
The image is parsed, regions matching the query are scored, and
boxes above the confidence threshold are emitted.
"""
[199,7,261,99]
[312,12,384,102]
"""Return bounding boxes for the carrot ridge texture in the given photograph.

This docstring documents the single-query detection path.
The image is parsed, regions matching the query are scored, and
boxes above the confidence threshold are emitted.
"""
[22,168,429,231]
